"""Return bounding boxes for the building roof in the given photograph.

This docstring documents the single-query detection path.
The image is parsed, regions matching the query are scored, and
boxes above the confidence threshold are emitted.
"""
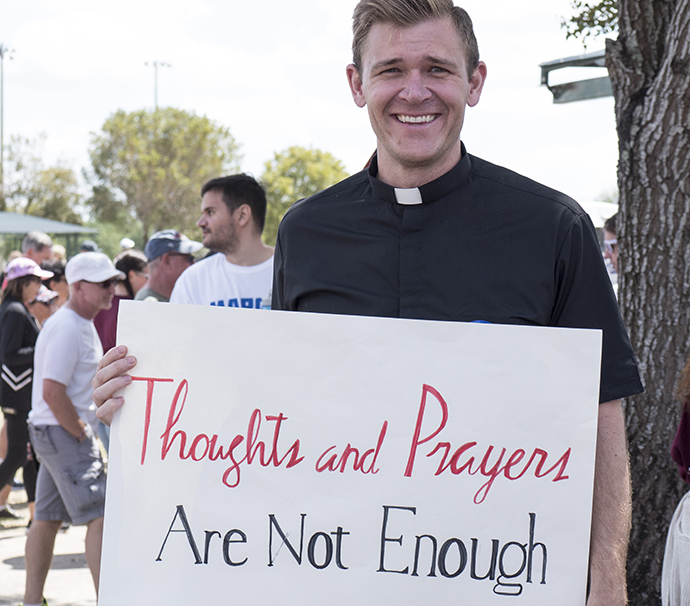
[0,212,97,235]
[540,49,612,104]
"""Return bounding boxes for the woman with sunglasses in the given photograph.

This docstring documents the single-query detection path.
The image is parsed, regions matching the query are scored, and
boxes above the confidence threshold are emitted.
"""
[603,213,618,274]
[0,258,53,521]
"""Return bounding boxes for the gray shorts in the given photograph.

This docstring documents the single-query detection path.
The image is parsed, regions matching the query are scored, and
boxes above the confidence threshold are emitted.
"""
[29,423,106,525]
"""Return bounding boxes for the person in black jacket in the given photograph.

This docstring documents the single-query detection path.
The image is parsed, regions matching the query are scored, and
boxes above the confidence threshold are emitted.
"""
[0,257,53,520]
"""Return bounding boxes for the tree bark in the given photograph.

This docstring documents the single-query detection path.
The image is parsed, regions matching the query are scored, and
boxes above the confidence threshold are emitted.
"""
[607,1,690,603]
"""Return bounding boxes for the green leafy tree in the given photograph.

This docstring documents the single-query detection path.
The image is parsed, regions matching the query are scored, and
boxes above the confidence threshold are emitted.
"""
[5,134,83,224]
[261,146,349,246]
[87,108,241,240]
[562,0,618,45]
[86,218,145,260]
[565,2,690,603]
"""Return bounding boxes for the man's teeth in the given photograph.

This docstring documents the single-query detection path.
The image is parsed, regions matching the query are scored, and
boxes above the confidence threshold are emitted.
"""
[397,115,436,123]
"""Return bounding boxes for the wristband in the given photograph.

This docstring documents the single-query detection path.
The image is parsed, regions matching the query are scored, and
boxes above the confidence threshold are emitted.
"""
[77,426,88,442]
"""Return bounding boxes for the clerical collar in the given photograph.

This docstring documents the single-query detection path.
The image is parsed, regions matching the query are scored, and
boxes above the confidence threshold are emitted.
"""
[367,143,472,206]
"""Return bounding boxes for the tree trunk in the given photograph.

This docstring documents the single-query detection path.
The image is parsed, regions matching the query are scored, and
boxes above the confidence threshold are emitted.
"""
[607,1,690,603]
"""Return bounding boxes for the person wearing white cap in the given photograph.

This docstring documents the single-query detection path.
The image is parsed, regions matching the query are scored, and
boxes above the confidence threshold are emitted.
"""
[119,237,135,251]
[22,252,124,606]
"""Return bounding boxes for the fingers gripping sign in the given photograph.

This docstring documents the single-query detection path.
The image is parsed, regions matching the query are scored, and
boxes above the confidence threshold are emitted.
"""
[92,345,138,426]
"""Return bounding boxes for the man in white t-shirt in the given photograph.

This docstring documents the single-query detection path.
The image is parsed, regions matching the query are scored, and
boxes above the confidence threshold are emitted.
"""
[170,174,274,308]
[23,252,124,606]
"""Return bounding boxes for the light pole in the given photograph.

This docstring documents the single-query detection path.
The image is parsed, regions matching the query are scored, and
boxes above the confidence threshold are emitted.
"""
[144,61,171,109]
[0,44,14,208]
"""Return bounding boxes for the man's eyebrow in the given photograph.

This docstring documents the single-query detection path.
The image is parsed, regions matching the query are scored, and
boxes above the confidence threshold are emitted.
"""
[369,55,460,72]
[425,55,460,68]
[370,58,403,72]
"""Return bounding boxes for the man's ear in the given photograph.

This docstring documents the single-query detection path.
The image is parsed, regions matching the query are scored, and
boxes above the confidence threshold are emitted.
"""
[346,64,367,108]
[234,204,252,228]
[467,61,487,108]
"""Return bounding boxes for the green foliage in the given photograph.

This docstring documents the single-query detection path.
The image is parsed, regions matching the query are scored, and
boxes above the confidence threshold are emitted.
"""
[598,188,619,204]
[87,218,146,260]
[4,134,83,224]
[261,146,349,246]
[562,0,618,45]
[87,108,242,240]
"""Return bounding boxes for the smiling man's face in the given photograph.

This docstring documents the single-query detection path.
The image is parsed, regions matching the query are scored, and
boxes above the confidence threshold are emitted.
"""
[347,16,485,187]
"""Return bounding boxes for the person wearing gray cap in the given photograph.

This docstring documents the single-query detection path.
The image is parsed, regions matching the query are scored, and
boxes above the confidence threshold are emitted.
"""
[135,229,203,303]
[23,252,124,606]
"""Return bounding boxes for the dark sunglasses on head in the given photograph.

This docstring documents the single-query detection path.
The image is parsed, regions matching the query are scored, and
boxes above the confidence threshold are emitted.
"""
[84,278,117,289]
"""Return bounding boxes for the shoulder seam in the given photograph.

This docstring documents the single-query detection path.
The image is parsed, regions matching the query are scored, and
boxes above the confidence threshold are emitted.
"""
[469,156,586,218]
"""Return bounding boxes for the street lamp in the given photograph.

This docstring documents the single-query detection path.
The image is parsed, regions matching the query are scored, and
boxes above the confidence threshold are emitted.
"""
[144,61,171,109]
[0,44,14,208]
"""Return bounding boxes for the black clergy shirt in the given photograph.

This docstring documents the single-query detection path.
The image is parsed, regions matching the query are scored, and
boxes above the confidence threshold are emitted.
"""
[272,145,643,404]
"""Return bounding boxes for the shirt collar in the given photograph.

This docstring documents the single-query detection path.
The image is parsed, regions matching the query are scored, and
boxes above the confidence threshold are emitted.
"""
[367,143,472,205]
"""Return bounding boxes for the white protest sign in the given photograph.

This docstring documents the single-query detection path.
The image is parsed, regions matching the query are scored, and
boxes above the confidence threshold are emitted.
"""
[100,301,601,605]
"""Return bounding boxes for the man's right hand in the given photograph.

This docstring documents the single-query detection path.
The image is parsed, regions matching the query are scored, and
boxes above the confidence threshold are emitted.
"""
[92,345,137,426]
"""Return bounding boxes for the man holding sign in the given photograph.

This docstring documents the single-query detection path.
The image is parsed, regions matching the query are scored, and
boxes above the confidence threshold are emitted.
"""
[94,1,642,604]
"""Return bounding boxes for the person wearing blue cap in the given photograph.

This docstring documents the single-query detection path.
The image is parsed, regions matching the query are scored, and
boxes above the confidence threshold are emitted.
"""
[135,229,203,303]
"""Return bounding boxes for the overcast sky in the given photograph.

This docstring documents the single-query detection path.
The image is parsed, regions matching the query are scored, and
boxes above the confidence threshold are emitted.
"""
[1,0,618,204]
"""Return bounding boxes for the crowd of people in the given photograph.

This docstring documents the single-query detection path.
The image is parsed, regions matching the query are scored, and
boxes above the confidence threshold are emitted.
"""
[0,0,685,604]
[0,169,276,604]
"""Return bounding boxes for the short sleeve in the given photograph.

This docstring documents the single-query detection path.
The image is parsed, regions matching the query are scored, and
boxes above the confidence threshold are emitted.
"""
[552,213,643,403]
[169,272,191,304]
[41,322,80,387]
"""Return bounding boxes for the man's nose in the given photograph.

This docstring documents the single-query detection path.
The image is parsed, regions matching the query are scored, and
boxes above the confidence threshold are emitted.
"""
[400,71,432,103]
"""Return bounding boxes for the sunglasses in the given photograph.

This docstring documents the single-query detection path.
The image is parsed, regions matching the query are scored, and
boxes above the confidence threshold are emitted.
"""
[168,253,195,264]
[84,279,117,289]
[604,238,617,254]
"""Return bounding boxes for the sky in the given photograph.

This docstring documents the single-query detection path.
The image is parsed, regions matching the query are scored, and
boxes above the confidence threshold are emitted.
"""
[0,0,619,205]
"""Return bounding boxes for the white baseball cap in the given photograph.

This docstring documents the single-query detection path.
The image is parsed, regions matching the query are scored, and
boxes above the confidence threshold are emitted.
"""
[65,252,126,285]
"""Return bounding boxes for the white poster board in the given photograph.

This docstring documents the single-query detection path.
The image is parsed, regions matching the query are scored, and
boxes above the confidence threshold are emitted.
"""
[100,302,601,605]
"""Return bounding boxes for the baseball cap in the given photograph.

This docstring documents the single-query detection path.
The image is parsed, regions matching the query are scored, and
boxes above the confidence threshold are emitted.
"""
[33,285,59,304]
[65,252,126,285]
[3,257,54,283]
[80,240,100,253]
[144,229,203,261]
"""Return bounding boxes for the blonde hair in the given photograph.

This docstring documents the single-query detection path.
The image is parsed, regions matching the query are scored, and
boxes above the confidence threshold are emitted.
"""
[351,0,479,77]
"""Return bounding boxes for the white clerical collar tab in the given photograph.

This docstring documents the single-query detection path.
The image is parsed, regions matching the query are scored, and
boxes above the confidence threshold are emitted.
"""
[394,187,423,205]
